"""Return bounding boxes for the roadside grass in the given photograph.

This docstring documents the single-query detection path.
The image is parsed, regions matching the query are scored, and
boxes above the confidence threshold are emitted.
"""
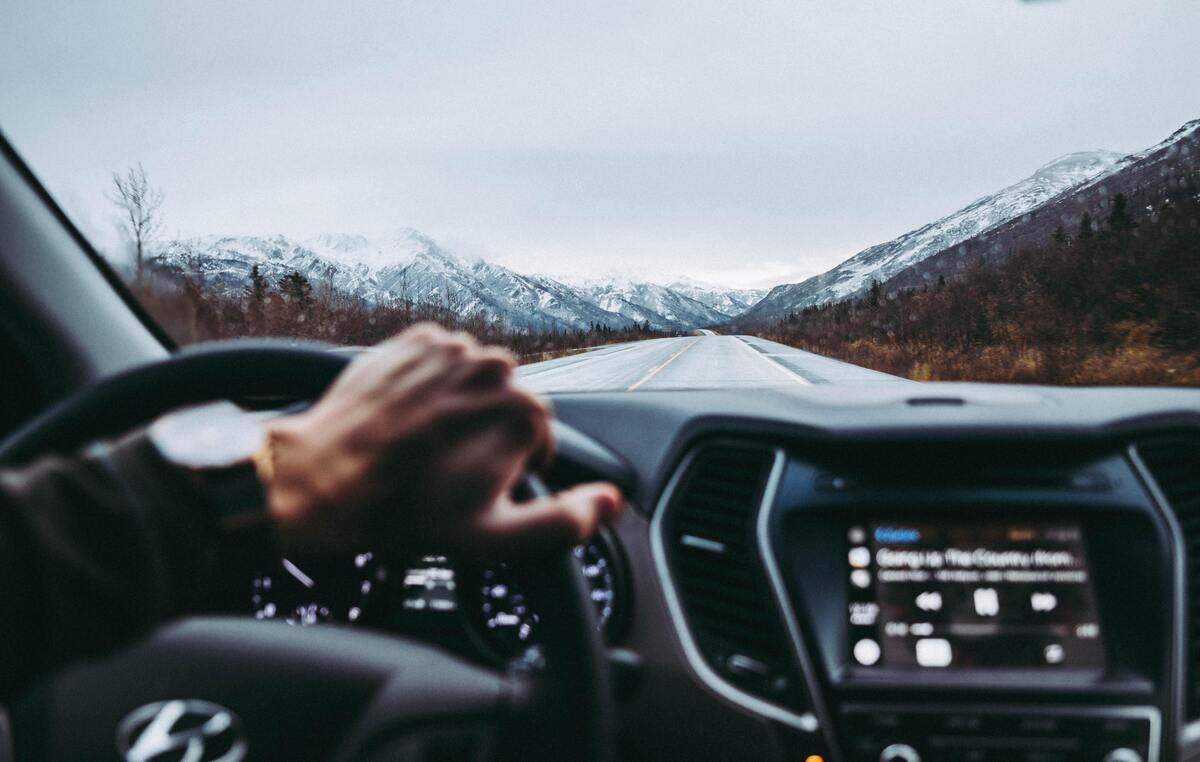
[761,337,1200,386]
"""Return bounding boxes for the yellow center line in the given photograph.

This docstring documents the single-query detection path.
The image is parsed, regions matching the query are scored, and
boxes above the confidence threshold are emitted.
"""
[626,338,700,392]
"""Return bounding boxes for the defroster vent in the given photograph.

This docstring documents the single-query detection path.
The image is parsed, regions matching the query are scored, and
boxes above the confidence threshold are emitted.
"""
[1136,434,1200,718]
[659,443,808,712]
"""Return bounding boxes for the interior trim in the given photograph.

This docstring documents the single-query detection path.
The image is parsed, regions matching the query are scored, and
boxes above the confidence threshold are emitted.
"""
[756,447,841,754]
[842,703,1161,762]
[649,443,823,735]
[1127,444,1190,758]
[0,130,173,350]
[0,131,167,394]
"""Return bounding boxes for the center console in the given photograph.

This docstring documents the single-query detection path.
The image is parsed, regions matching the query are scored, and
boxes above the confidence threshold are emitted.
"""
[846,522,1105,673]
[761,448,1180,762]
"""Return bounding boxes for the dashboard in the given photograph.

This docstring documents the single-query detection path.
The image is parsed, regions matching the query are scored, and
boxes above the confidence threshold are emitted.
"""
[235,382,1200,762]
[245,530,627,666]
[9,125,1198,762]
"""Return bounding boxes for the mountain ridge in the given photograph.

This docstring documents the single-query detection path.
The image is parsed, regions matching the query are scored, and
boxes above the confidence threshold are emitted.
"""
[147,119,1200,333]
[735,148,1126,322]
[736,119,1200,324]
[874,118,1200,300]
[150,229,764,332]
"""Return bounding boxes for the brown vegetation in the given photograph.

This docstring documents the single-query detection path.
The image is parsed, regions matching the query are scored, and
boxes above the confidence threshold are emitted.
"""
[755,193,1200,385]
[128,262,668,361]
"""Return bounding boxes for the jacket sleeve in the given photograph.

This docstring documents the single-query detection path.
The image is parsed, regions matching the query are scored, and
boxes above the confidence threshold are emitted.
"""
[0,431,240,700]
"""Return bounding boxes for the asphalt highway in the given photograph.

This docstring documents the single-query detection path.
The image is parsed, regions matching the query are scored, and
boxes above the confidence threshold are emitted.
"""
[517,334,906,393]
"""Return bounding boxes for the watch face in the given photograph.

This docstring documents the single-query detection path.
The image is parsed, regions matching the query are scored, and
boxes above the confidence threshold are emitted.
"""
[149,401,269,470]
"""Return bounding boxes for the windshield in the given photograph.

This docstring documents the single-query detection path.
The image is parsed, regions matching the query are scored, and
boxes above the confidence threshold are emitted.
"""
[2,2,1198,391]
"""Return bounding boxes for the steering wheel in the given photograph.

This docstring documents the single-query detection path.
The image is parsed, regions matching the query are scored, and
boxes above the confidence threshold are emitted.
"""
[0,339,612,762]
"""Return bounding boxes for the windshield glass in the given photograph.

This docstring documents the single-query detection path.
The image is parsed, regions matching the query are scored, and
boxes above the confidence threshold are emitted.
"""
[2,2,1198,391]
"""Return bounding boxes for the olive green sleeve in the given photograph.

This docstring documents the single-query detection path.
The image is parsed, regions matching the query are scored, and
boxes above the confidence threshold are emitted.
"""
[0,432,264,700]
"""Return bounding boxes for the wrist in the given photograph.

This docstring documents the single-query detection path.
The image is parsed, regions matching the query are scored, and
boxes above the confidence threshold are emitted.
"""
[148,402,275,530]
[260,415,332,553]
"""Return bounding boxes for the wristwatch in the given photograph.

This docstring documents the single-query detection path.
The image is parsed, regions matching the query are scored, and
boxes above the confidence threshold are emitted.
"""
[147,401,276,532]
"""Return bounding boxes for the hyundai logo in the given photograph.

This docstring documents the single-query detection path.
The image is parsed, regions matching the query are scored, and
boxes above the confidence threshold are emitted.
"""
[116,699,247,762]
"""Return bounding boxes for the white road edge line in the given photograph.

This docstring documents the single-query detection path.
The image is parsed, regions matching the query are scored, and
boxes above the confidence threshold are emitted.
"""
[626,338,701,391]
[734,336,813,385]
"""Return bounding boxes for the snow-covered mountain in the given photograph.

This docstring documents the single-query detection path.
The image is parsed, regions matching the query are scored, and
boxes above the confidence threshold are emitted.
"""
[874,118,1200,299]
[665,277,768,316]
[1075,118,1200,190]
[574,278,734,329]
[737,148,1125,322]
[150,229,754,331]
[153,121,1195,332]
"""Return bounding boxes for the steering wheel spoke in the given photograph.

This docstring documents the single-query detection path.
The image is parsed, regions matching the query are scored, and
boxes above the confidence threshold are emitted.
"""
[12,617,515,761]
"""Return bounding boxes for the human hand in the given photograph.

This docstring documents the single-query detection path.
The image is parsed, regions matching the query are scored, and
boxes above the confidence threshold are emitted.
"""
[262,324,622,556]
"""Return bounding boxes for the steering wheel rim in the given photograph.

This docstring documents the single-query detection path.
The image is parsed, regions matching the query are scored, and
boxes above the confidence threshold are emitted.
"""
[0,338,612,762]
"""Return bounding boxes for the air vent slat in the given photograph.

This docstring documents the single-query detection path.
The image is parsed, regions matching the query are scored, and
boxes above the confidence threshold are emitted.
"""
[662,444,809,713]
[1137,434,1200,720]
[677,518,750,540]
[679,500,758,525]
[675,564,755,590]
[679,589,776,621]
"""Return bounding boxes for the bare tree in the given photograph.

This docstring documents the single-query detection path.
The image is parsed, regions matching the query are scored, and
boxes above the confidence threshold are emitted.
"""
[110,163,164,280]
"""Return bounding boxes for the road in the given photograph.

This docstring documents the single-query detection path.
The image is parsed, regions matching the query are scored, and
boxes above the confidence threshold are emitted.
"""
[517,334,906,393]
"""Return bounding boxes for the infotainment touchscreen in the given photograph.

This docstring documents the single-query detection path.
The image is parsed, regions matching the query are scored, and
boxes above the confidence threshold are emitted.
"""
[846,523,1105,670]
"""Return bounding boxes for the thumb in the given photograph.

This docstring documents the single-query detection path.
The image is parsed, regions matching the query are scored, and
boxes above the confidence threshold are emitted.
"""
[472,482,623,556]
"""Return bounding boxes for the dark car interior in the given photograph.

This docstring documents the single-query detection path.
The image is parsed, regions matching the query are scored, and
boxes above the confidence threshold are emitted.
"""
[2,125,1200,762]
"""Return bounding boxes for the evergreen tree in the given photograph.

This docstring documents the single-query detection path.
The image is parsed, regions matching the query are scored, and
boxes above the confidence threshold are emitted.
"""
[868,279,883,308]
[245,264,269,333]
[1107,193,1137,233]
[246,264,269,301]
[279,270,314,309]
[1052,226,1069,246]
[1079,212,1094,240]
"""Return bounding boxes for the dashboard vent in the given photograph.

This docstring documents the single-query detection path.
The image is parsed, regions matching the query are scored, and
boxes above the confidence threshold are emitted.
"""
[1136,434,1200,718]
[662,444,807,710]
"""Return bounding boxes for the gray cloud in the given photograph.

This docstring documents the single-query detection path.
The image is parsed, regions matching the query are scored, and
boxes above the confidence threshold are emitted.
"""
[3,0,1198,288]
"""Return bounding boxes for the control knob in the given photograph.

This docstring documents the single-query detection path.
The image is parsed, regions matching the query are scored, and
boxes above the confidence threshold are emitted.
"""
[1102,749,1144,762]
[879,743,921,762]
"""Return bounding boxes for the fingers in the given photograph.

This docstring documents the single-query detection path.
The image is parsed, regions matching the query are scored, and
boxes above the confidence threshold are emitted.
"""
[296,322,583,560]
[379,322,461,350]
[472,482,624,556]
[375,328,517,403]
[380,324,483,362]
[363,325,551,470]
[379,333,545,461]
[433,346,517,394]
[527,404,555,472]
[417,385,554,477]
[424,385,546,432]
[325,327,442,398]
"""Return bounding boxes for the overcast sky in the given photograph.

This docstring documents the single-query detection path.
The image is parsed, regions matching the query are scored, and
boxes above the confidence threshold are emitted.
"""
[2,1,1198,289]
